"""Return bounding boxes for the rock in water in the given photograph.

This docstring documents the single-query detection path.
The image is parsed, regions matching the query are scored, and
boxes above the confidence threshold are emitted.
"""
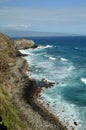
[14,38,37,49]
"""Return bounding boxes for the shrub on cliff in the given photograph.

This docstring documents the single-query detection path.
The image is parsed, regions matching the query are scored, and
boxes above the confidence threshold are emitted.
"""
[0,51,9,72]
[0,33,13,49]
[0,33,18,58]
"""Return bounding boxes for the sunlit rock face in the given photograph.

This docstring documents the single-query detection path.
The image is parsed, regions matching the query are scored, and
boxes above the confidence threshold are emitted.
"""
[14,39,37,50]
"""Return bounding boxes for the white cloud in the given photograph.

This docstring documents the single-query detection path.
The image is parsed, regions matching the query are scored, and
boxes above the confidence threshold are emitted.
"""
[6,24,32,30]
[0,7,86,30]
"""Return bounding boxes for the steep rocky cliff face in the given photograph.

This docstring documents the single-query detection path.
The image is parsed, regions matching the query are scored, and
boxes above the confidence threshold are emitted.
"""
[0,33,59,130]
[0,34,37,75]
[0,33,40,130]
[0,33,30,130]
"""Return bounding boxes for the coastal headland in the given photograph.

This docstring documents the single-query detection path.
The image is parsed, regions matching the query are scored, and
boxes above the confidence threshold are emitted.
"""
[0,33,69,130]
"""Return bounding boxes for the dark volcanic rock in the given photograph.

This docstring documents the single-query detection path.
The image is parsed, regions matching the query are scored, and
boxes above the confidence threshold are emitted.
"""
[0,116,7,130]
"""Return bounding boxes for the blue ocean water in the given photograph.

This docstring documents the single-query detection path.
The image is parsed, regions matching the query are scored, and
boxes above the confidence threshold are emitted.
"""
[19,36,86,130]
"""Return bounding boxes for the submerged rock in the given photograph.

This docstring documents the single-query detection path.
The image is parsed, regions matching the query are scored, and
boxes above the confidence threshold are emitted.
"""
[74,121,78,126]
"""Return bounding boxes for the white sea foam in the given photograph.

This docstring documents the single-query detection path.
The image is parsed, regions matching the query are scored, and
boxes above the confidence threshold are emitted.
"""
[43,78,56,84]
[35,69,39,72]
[60,57,68,62]
[75,47,86,51]
[37,45,52,49]
[59,83,67,87]
[49,56,56,60]
[19,44,86,130]
[81,78,86,84]
[68,65,75,71]
[19,49,27,54]
[38,92,82,130]
[19,49,34,56]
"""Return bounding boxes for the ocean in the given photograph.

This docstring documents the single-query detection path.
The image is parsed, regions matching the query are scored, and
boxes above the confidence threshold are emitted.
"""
[19,36,86,130]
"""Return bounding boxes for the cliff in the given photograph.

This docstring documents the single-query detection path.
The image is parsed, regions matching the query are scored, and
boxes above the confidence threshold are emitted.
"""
[0,33,27,130]
[0,33,65,130]
[0,33,39,130]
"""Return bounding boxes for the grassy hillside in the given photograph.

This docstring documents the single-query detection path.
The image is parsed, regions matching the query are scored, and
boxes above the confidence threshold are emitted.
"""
[0,33,26,130]
[0,84,26,130]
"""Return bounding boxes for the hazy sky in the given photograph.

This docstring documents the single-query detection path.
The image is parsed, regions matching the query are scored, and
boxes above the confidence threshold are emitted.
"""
[0,0,86,35]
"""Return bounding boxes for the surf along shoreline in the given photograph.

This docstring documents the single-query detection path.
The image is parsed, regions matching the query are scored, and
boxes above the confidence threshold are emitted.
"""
[16,44,69,129]
[12,37,69,130]
[0,33,71,130]
[19,44,80,130]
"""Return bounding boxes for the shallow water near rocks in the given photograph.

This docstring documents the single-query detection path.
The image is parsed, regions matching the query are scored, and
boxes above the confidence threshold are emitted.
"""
[20,36,86,130]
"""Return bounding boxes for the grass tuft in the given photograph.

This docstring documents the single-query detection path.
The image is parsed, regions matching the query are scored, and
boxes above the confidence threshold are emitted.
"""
[0,85,25,130]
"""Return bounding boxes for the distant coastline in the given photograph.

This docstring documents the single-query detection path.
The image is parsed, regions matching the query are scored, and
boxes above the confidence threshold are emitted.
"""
[0,30,84,37]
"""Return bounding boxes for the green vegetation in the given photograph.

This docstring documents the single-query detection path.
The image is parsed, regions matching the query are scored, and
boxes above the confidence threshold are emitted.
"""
[0,33,26,130]
[0,85,25,130]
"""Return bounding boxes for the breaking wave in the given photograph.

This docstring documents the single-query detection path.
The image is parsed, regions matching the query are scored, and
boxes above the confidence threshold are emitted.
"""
[74,47,86,52]
[37,45,53,49]
[68,65,75,71]
[81,78,86,85]
[49,56,56,61]
[60,57,68,62]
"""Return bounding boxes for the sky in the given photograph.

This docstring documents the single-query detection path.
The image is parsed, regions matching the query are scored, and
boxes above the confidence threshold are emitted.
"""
[0,0,86,35]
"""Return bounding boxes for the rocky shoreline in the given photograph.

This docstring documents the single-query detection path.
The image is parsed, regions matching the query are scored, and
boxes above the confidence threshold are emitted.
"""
[0,33,69,130]
[8,57,61,130]
[11,40,68,130]
[12,51,68,129]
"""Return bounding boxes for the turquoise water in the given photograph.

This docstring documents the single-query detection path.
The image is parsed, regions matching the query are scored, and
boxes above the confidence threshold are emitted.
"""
[20,36,86,130]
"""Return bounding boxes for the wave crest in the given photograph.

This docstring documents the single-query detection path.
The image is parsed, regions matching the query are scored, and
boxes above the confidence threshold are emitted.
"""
[37,45,53,49]
[49,56,56,61]
[60,57,68,62]
[68,65,75,71]
[81,78,86,85]
[75,47,86,52]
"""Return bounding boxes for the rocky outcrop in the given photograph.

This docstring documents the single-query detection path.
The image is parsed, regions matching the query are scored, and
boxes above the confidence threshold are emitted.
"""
[14,38,37,50]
